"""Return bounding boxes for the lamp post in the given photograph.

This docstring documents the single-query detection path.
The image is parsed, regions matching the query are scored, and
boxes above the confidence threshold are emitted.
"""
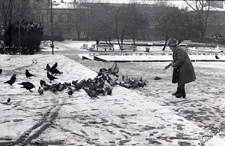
[1,27,4,36]
[51,0,54,55]
[1,25,4,49]
[9,0,12,49]
[19,0,21,50]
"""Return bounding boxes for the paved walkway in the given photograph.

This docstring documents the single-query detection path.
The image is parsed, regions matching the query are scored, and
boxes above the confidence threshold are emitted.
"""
[0,55,203,146]
[46,41,225,145]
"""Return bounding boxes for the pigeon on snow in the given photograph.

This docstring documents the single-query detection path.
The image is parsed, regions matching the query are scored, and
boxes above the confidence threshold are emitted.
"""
[4,74,16,86]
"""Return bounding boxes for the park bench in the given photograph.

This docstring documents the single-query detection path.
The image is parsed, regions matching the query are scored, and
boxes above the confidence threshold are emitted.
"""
[80,44,88,49]
[42,41,51,47]
[120,45,137,51]
[96,44,114,51]
[88,44,96,51]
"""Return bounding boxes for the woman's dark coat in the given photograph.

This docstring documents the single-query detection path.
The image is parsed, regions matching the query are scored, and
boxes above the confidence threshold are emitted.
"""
[172,45,196,86]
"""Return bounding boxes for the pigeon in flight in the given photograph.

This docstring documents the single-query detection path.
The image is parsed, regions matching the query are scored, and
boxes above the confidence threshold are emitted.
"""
[51,62,58,70]
[4,74,16,86]
[52,68,63,75]
[47,72,58,82]
[49,62,58,74]
[46,64,51,71]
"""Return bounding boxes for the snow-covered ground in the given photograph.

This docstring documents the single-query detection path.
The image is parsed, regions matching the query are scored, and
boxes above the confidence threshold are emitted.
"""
[0,41,225,145]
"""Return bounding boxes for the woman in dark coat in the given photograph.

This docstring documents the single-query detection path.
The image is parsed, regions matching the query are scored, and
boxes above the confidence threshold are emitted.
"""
[165,38,196,98]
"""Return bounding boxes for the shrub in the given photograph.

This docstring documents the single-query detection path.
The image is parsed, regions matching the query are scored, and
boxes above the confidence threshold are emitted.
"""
[4,20,43,54]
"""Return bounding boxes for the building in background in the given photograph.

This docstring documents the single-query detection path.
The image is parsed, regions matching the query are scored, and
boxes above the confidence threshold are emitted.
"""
[31,0,225,41]
[36,1,89,40]
[205,1,225,39]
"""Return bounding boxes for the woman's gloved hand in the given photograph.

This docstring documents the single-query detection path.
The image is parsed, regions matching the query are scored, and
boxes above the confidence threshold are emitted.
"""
[164,63,172,70]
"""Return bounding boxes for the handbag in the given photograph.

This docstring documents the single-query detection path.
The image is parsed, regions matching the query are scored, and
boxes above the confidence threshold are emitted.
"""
[172,68,179,83]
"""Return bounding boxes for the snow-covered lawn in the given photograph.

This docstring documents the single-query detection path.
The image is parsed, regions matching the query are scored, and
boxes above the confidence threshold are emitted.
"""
[0,41,224,145]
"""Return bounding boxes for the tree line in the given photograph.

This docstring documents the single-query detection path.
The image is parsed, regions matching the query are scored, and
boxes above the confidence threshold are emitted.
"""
[78,0,221,46]
[0,0,44,54]
[0,0,222,54]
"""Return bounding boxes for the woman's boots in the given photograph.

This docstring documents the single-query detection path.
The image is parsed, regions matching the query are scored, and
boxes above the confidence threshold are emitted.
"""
[172,87,180,96]
[173,85,186,98]
[175,89,186,98]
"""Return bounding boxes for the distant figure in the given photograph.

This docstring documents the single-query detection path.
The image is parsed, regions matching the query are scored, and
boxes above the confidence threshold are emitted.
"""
[177,39,182,45]
[96,39,99,45]
[215,54,220,59]
[177,37,183,45]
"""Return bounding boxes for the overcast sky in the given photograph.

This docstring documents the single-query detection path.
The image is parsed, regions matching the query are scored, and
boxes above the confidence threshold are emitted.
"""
[62,0,185,4]
[60,0,188,9]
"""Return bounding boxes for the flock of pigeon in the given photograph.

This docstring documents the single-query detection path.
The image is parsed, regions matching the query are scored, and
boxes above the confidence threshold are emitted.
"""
[1,62,148,102]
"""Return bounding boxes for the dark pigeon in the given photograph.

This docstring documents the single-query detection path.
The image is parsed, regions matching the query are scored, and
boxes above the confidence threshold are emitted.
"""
[67,87,74,97]
[215,55,220,59]
[52,68,63,75]
[47,72,58,82]
[18,82,35,92]
[4,74,16,86]
[50,62,58,74]
[25,69,35,78]
[40,80,46,87]
[38,86,44,95]
[83,88,99,99]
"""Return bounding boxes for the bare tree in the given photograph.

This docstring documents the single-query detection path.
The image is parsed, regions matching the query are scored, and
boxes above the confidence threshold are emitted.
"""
[71,1,89,40]
[183,0,211,42]
[127,3,148,45]
[96,3,115,43]
[62,0,89,40]
[109,4,137,47]
[0,0,29,28]
[154,3,180,50]
[153,1,195,50]
[0,0,29,47]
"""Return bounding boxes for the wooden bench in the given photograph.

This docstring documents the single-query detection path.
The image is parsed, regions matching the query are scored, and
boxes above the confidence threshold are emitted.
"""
[120,45,137,51]
[96,44,114,51]
[88,44,96,51]
[80,44,88,49]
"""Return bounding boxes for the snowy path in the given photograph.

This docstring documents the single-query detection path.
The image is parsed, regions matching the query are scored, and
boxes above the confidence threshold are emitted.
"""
[0,41,224,145]
[0,55,203,146]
